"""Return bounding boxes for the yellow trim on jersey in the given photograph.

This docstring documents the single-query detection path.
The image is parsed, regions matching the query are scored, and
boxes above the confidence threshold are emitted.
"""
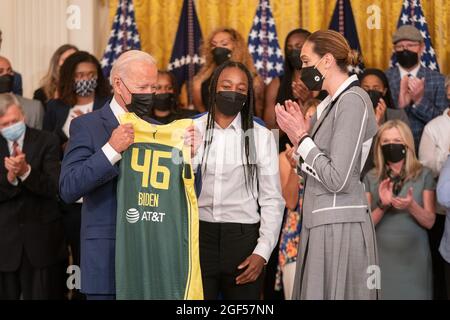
[119,112,203,300]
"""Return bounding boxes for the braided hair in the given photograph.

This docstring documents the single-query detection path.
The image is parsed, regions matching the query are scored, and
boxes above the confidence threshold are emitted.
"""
[201,61,257,196]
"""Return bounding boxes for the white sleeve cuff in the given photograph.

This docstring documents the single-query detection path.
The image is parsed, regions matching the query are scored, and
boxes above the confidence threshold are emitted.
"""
[9,178,19,186]
[296,136,316,160]
[102,143,122,165]
[253,243,271,265]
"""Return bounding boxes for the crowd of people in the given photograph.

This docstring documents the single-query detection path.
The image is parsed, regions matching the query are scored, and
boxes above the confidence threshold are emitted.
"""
[0,23,449,300]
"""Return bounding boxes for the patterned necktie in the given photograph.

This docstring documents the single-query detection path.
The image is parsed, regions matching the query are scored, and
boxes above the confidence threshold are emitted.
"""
[11,141,18,157]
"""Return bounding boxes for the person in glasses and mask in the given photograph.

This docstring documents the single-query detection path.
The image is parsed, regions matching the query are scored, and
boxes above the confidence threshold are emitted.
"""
[385,25,447,153]
[360,68,409,179]
[364,120,436,299]
[275,30,378,300]
[192,28,264,116]
[192,61,284,300]
[59,50,181,300]
[150,70,198,124]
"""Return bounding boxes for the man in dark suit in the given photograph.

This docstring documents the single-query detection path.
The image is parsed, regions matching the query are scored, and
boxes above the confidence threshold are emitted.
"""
[59,50,160,300]
[385,25,447,151]
[0,93,67,299]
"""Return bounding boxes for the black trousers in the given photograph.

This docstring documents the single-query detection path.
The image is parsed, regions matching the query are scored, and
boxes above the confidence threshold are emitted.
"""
[445,259,450,300]
[0,250,65,300]
[199,221,264,300]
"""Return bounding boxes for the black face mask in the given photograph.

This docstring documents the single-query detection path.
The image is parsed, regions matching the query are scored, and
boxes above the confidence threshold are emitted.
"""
[367,90,383,109]
[287,49,302,70]
[382,143,407,164]
[0,74,13,93]
[396,50,419,69]
[215,91,247,116]
[212,47,232,66]
[153,93,176,111]
[300,58,325,91]
[120,79,155,119]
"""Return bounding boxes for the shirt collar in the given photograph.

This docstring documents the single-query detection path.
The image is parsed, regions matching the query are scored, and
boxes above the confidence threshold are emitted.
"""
[398,63,420,79]
[444,108,450,120]
[109,96,127,122]
[331,74,359,102]
[316,74,359,119]
[214,112,242,131]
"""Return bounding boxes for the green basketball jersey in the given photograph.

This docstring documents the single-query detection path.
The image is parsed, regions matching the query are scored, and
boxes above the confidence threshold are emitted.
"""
[115,113,203,300]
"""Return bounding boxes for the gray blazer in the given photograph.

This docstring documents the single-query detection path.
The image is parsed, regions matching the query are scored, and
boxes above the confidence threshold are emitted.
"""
[16,95,44,130]
[298,86,378,228]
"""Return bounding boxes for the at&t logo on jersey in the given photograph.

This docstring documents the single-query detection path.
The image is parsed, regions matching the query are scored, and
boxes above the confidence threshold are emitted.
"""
[126,208,140,223]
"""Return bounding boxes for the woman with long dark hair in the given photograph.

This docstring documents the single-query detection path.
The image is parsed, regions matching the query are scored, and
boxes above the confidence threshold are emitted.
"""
[193,61,284,300]
[44,51,111,148]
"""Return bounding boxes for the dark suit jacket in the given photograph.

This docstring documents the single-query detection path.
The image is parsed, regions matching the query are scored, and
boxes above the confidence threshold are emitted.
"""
[0,127,67,271]
[59,102,160,295]
[59,103,121,295]
[43,96,111,146]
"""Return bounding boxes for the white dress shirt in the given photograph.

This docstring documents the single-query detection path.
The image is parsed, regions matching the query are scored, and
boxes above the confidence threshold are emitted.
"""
[193,113,285,262]
[419,108,450,177]
[298,74,372,170]
[101,97,126,165]
[7,130,31,186]
[399,64,420,79]
[62,101,94,138]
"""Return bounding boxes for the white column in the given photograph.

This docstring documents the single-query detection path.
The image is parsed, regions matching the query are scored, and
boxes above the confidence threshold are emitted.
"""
[0,0,110,99]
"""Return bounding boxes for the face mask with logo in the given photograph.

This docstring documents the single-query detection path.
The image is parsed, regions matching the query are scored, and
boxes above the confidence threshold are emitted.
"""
[395,50,419,69]
[120,79,155,118]
[287,49,302,70]
[1,120,26,142]
[0,74,14,93]
[382,143,407,163]
[300,56,326,91]
[215,91,247,117]
[212,47,232,66]
[367,90,383,109]
[74,78,98,97]
[153,93,176,112]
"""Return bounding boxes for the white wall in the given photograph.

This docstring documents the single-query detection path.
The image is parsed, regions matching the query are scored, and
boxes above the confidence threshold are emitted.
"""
[0,0,110,99]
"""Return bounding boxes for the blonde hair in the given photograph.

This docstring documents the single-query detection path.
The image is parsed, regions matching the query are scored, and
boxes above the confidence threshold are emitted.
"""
[195,28,258,82]
[306,30,361,72]
[39,44,78,101]
[374,120,422,181]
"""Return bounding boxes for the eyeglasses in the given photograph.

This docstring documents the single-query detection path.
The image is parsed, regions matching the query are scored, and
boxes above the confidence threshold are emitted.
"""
[394,43,420,51]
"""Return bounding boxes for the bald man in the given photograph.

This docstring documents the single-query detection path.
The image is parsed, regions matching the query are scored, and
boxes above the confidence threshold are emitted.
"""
[0,56,43,128]
[59,51,161,300]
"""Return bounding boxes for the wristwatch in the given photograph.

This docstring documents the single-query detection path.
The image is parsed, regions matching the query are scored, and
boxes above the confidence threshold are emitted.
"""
[376,198,391,211]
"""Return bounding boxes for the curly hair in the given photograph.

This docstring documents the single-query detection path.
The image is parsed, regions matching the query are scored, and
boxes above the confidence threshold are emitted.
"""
[195,28,258,83]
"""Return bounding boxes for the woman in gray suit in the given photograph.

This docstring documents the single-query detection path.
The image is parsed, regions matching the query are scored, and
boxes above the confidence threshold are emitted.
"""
[275,30,379,299]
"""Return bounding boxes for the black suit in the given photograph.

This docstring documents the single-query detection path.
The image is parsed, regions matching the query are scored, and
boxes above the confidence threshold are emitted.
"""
[0,127,67,299]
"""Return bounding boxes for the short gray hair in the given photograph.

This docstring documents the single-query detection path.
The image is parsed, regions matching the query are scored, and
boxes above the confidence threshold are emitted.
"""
[0,93,22,117]
[110,50,157,84]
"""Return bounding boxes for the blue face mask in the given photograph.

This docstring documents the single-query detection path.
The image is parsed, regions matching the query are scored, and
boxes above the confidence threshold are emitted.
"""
[1,121,26,142]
